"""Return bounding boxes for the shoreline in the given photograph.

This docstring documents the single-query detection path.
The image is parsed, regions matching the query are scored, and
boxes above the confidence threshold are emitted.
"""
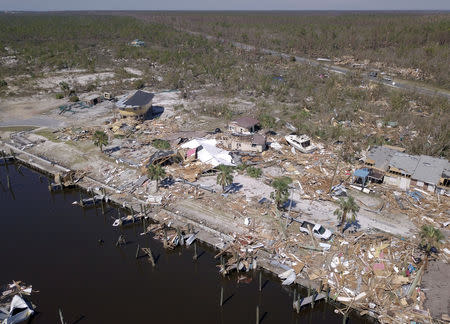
[0,139,372,321]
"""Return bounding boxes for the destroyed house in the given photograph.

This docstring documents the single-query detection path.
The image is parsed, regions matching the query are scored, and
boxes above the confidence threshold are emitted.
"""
[384,153,419,190]
[80,93,103,106]
[441,163,450,188]
[116,90,154,118]
[411,155,448,192]
[365,146,450,192]
[365,145,405,172]
[228,117,260,134]
[218,134,266,153]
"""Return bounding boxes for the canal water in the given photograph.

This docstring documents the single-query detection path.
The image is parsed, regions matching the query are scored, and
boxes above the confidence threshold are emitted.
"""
[0,164,371,323]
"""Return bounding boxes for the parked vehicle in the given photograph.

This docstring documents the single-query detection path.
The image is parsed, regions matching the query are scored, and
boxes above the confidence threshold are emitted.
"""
[299,221,332,240]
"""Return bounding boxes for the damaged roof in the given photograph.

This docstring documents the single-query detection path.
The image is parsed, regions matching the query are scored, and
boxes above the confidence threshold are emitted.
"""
[252,134,266,146]
[147,150,175,165]
[366,146,403,171]
[123,90,154,107]
[412,155,448,185]
[231,116,259,129]
[388,153,420,176]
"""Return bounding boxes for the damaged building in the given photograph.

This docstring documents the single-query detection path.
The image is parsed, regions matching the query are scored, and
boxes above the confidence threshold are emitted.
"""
[217,134,266,153]
[116,90,154,118]
[363,145,449,193]
[228,116,260,134]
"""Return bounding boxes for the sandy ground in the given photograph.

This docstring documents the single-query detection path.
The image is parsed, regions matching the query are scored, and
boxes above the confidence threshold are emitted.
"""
[422,261,450,319]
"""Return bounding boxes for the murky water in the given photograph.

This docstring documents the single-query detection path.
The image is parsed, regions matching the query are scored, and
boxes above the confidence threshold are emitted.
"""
[0,164,371,323]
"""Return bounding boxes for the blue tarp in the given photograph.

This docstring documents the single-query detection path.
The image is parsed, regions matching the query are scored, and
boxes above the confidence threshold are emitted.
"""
[354,168,370,178]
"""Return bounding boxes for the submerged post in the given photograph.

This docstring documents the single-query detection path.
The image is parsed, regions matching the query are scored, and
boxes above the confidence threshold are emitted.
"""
[259,272,262,292]
[342,314,348,324]
[256,305,259,324]
[135,244,140,259]
[193,242,198,261]
[58,308,66,324]
[220,286,224,307]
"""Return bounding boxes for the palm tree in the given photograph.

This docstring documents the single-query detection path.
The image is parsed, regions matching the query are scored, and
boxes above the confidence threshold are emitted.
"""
[333,195,360,233]
[270,177,291,209]
[216,165,233,192]
[420,225,444,255]
[93,130,108,152]
[59,81,70,97]
[147,164,166,192]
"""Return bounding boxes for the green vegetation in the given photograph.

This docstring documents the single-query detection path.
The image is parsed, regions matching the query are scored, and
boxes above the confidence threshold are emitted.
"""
[69,95,79,102]
[0,80,7,88]
[333,196,360,233]
[270,176,292,209]
[147,164,166,191]
[152,139,171,150]
[259,113,276,129]
[246,166,262,178]
[0,13,448,159]
[55,93,64,99]
[152,12,450,89]
[216,164,233,192]
[59,81,70,96]
[0,126,37,133]
[133,79,145,89]
[93,130,108,151]
[419,225,444,254]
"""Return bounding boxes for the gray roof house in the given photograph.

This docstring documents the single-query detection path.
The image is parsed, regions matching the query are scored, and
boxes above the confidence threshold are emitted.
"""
[387,153,420,177]
[412,155,448,186]
[365,146,405,171]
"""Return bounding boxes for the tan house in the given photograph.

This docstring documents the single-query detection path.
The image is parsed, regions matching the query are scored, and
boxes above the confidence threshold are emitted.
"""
[116,90,154,118]
[228,117,260,134]
[218,134,266,153]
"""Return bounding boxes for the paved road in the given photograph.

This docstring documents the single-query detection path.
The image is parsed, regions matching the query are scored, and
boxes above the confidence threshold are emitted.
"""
[189,30,450,99]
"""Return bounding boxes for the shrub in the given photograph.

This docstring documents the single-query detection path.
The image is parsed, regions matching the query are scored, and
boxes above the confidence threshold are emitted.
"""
[85,83,96,92]
[152,139,170,150]
[0,80,7,88]
[134,79,145,89]
[259,113,276,129]
[55,93,64,99]
[246,166,262,178]
[69,95,79,102]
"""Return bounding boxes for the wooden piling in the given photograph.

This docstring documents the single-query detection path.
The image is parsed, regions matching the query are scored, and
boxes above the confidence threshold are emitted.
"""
[141,247,155,267]
[259,271,262,292]
[135,244,140,259]
[163,227,168,248]
[220,286,224,306]
[256,305,259,324]
[59,308,66,324]
[193,242,198,261]
[342,314,348,324]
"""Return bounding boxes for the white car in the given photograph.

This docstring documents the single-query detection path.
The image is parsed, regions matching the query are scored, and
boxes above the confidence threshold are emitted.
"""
[299,221,333,241]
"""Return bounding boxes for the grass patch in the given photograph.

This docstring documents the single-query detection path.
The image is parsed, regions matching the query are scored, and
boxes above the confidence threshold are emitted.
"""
[0,126,38,132]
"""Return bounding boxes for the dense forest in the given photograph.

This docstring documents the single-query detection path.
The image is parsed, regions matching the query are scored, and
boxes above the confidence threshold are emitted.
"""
[0,13,448,159]
[146,12,450,90]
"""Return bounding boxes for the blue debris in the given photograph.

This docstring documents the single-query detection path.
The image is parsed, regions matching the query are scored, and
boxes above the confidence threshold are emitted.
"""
[407,190,424,202]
